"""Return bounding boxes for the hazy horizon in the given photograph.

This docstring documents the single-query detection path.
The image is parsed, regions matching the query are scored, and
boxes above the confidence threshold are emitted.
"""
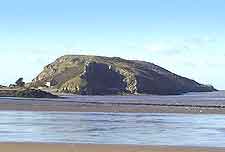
[0,0,225,89]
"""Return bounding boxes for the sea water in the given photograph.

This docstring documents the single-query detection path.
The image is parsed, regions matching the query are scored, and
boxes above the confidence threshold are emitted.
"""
[0,111,225,147]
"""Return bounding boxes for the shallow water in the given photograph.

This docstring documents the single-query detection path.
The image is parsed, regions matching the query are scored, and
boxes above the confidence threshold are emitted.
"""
[0,111,225,147]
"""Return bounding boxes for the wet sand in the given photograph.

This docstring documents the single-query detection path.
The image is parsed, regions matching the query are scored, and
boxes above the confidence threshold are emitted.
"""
[0,96,225,114]
[0,143,224,152]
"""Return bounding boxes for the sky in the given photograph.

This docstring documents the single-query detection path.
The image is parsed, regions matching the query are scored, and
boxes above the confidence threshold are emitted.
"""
[0,0,225,89]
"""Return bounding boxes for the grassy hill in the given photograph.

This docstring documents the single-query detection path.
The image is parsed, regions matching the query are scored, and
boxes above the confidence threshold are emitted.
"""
[31,55,216,95]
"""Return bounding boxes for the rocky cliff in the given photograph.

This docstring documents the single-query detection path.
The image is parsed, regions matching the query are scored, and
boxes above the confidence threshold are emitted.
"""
[31,55,216,95]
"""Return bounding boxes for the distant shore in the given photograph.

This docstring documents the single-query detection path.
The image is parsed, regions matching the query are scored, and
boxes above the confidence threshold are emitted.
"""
[0,143,224,152]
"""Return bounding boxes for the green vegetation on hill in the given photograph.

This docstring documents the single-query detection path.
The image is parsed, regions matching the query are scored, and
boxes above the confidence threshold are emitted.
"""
[31,55,216,95]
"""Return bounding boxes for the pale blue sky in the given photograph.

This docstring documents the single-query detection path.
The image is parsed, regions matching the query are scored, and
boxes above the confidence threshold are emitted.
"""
[0,0,225,89]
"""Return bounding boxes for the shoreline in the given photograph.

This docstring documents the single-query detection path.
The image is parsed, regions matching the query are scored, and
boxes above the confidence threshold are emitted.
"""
[0,98,225,114]
[0,93,225,114]
[0,143,224,152]
[0,101,225,114]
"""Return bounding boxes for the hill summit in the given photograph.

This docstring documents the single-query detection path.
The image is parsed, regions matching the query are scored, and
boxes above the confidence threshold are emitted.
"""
[31,55,216,95]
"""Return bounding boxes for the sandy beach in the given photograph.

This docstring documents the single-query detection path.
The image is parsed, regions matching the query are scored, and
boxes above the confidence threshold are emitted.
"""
[0,143,224,152]
[1,101,225,114]
[0,94,225,113]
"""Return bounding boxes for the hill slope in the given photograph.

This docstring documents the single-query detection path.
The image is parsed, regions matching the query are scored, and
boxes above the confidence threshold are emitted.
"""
[31,55,216,95]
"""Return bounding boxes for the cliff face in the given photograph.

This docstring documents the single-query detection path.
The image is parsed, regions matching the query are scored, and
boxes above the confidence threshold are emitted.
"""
[32,55,216,95]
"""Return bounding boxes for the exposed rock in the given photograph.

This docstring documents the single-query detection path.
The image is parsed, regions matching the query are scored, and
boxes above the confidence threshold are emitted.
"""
[0,89,58,98]
[16,89,58,98]
[0,89,17,97]
[0,85,6,88]
[81,62,126,95]
[9,84,16,88]
[31,55,217,95]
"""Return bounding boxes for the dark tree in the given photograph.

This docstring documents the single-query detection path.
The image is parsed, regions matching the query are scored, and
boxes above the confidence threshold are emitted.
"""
[15,78,25,87]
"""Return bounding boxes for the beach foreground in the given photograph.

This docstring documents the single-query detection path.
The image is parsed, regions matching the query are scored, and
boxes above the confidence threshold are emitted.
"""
[0,143,225,152]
